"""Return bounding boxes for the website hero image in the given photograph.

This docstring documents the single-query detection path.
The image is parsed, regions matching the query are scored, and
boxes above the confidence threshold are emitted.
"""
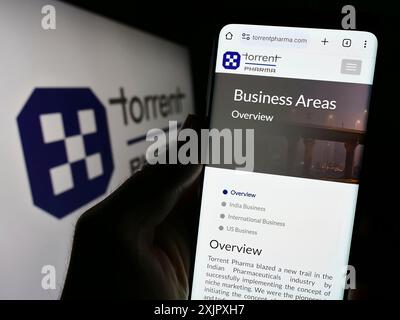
[191,24,377,300]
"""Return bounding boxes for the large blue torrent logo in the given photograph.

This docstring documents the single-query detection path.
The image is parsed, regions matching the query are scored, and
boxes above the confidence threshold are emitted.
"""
[17,88,114,219]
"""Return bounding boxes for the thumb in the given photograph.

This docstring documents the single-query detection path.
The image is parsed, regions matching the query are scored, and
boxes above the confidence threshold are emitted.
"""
[104,114,207,227]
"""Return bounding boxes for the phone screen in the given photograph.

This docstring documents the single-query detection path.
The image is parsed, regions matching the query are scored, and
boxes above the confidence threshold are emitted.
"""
[191,24,377,300]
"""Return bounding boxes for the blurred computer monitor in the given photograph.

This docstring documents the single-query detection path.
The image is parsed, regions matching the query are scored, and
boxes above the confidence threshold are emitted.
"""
[0,0,194,299]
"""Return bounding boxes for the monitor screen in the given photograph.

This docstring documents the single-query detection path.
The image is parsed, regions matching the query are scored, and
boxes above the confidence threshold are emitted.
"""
[0,0,194,299]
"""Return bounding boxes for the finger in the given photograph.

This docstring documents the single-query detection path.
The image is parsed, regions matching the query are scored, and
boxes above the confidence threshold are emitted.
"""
[104,114,207,227]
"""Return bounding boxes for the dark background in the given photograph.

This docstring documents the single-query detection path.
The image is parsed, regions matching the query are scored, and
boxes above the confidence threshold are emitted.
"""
[62,0,400,299]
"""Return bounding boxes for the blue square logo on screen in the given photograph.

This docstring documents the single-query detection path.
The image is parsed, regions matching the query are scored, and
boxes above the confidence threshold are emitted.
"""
[223,51,241,70]
[17,88,114,219]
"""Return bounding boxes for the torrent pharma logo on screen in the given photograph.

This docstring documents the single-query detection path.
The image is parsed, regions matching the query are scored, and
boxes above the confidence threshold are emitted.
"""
[17,88,114,219]
[223,51,241,70]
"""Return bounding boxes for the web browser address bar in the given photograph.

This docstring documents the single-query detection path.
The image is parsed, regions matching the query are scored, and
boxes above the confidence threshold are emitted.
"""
[242,31,309,48]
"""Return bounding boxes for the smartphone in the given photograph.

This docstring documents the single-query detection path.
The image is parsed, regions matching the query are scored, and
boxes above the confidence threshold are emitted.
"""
[191,24,377,300]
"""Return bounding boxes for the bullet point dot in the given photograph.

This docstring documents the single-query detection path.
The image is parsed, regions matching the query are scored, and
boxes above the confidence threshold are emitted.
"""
[223,189,228,195]
[221,201,226,207]
[219,226,224,231]
[220,214,225,219]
